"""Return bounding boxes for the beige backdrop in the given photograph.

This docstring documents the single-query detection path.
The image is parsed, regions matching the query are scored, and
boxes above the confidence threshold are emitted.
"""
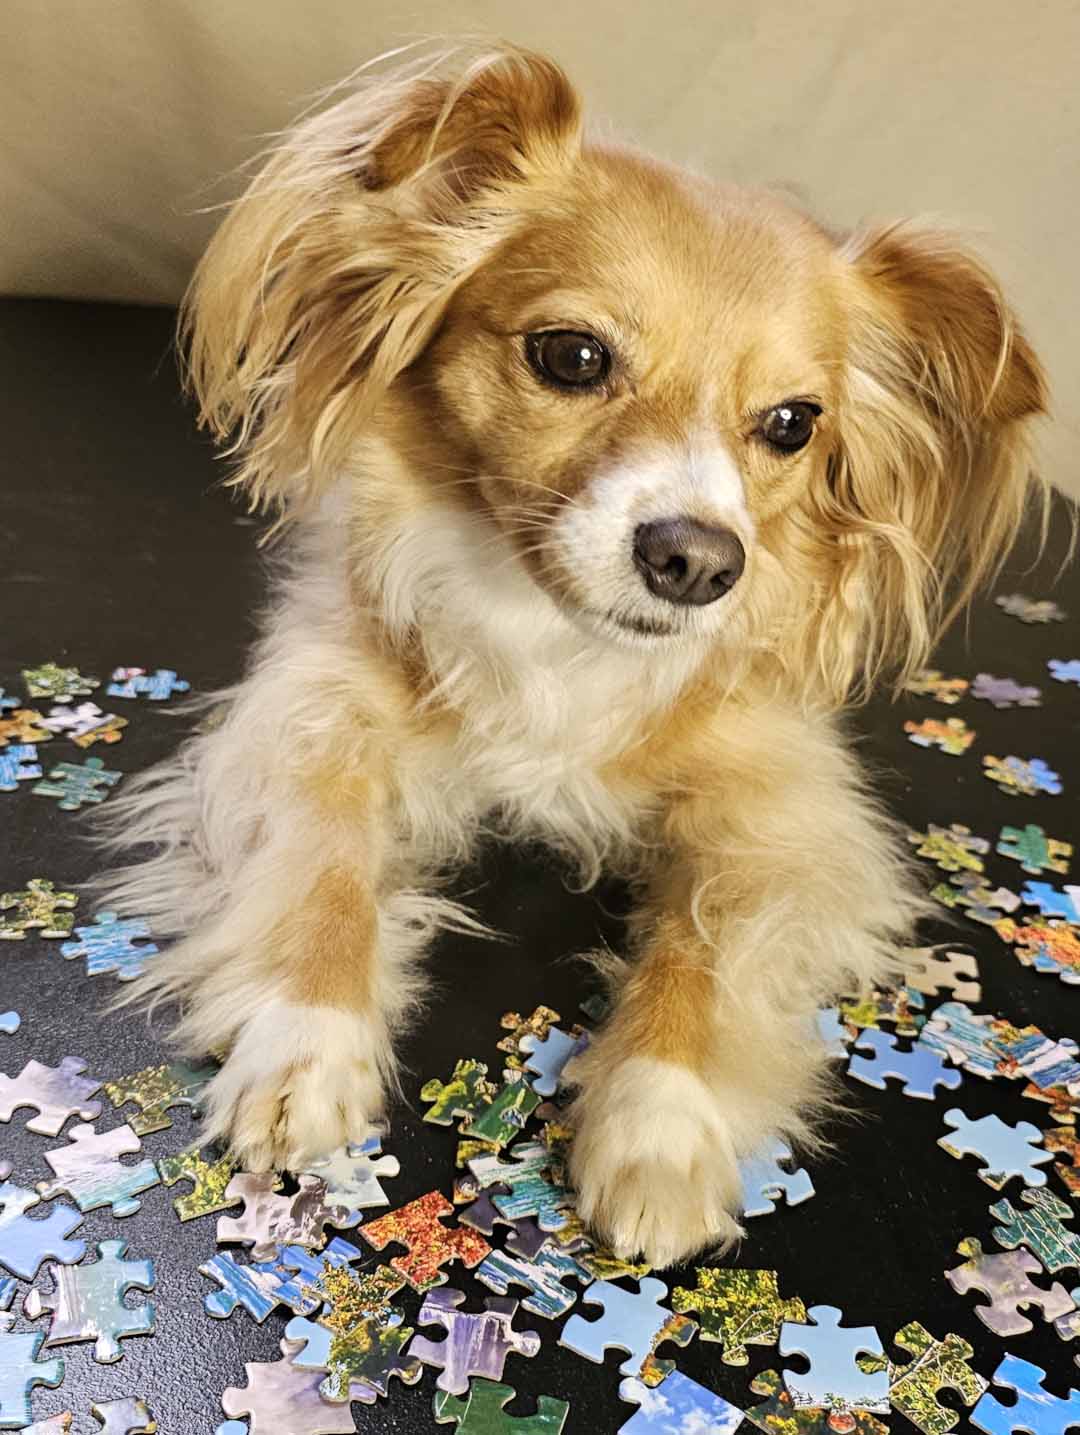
[2,0,1077,494]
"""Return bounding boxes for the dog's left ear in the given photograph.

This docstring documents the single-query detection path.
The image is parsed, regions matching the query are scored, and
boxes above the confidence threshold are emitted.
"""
[816,224,1048,697]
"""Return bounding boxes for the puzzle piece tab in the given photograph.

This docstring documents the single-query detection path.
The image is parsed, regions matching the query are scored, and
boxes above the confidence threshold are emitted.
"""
[23,1237,155,1364]
[886,1321,987,1435]
[0,1312,64,1428]
[848,1029,963,1099]
[0,1057,102,1135]
[983,754,1063,797]
[435,1378,570,1433]
[519,1026,588,1097]
[0,879,78,940]
[938,1109,1051,1189]
[672,1267,806,1365]
[360,1190,490,1292]
[33,756,122,810]
[559,1276,696,1387]
[0,1162,84,1280]
[1044,1127,1080,1198]
[946,1237,1075,1337]
[39,1122,160,1218]
[411,1287,542,1396]
[970,1355,1080,1435]
[60,913,159,981]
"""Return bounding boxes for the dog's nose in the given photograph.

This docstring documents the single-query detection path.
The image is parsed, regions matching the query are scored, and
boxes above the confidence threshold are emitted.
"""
[632,518,746,606]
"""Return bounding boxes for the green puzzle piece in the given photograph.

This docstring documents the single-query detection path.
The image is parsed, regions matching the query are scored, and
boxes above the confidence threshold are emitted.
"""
[434,1377,569,1433]
[158,1145,241,1221]
[461,1081,541,1149]
[886,1322,987,1435]
[672,1267,806,1364]
[102,1060,216,1136]
[422,1059,498,1126]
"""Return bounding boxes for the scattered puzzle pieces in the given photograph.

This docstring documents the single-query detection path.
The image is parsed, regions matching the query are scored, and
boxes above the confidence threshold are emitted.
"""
[995,593,1066,624]
[0,744,41,791]
[22,664,99,701]
[990,1187,1080,1275]
[672,1267,806,1365]
[0,1057,102,1135]
[39,1121,160,1218]
[106,667,190,701]
[60,912,160,981]
[903,950,981,1003]
[91,1397,157,1433]
[902,670,970,705]
[23,1238,155,1364]
[559,1276,696,1387]
[422,1060,499,1126]
[0,879,78,940]
[908,824,989,874]
[217,1172,360,1261]
[939,1109,1051,1189]
[970,1355,1080,1435]
[739,1139,816,1217]
[848,1029,963,1099]
[435,1377,571,1433]
[998,824,1072,877]
[946,1237,1074,1337]
[411,1287,542,1396]
[220,1336,357,1434]
[0,1162,84,1280]
[904,717,975,756]
[33,756,122,811]
[1048,659,1080,685]
[971,673,1042,708]
[983,754,1063,797]
[0,1312,64,1428]
[361,1190,490,1292]
[779,1304,888,1413]
[102,1060,214,1136]
[885,1321,987,1435]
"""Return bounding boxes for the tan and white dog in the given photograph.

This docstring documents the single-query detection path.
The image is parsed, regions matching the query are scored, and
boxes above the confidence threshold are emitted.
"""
[103,44,1047,1266]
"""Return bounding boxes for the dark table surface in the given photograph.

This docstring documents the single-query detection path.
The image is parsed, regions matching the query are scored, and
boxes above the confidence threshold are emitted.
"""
[1,295,1078,1434]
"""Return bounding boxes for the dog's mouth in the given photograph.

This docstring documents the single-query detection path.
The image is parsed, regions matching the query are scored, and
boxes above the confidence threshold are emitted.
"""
[606,610,677,638]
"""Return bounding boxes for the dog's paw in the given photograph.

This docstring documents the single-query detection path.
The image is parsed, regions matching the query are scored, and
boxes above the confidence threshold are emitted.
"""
[568,1054,747,1267]
[202,1000,385,1171]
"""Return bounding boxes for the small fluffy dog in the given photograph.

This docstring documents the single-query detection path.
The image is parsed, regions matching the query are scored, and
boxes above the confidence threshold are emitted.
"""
[105,44,1047,1265]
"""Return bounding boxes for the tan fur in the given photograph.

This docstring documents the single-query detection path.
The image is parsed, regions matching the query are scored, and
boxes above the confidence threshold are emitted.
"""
[101,42,1053,1265]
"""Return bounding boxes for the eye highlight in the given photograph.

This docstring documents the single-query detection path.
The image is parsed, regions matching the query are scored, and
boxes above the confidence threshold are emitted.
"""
[525,331,611,391]
[758,400,822,453]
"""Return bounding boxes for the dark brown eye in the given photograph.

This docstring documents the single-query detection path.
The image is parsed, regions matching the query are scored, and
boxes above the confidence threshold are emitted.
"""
[525,331,610,390]
[760,401,821,452]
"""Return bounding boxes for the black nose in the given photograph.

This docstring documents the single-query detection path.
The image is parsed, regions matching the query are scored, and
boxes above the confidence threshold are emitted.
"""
[632,518,746,606]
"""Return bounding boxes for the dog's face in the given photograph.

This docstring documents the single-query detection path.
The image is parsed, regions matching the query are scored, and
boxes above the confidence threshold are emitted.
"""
[186,46,1046,695]
[409,156,846,647]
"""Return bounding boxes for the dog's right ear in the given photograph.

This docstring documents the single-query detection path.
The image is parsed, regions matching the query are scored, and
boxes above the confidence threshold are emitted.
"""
[180,46,582,524]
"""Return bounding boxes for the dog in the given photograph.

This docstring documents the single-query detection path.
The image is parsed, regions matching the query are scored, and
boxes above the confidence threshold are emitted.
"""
[102,43,1047,1266]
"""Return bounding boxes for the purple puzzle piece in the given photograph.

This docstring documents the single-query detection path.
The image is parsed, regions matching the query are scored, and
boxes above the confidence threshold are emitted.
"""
[971,674,1042,709]
[408,1286,541,1395]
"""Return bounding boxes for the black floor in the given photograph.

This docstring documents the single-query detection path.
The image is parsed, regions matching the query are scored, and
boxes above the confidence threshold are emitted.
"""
[1,296,1078,1434]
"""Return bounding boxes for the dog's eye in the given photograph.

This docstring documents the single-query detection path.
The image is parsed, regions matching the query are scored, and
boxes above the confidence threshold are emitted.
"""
[525,331,610,390]
[759,401,821,453]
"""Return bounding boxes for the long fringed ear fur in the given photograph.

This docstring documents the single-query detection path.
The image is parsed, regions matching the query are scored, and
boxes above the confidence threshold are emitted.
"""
[804,224,1049,701]
[179,45,582,526]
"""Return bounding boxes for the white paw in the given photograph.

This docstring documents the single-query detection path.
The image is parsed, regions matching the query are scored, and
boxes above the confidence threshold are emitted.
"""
[202,1000,384,1171]
[568,1055,747,1267]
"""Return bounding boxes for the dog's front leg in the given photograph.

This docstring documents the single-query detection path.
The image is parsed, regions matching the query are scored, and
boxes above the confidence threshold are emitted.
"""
[569,716,922,1265]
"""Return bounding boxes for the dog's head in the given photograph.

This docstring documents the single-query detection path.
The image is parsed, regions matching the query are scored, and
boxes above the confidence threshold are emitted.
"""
[185,45,1047,701]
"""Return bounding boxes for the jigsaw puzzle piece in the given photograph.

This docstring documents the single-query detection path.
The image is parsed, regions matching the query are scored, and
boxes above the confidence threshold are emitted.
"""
[221,1337,358,1434]
[0,879,78,940]
[779,1304,888,1413]
[498,1006,563,1066]
[995,594,1066,624]
[0,1162,84,1280]
[1044,1128,1080,1198]
[21,1415,73,1434]
[901,669,970,705]
[157,1145,239,1221]
[903,950,981,1003]
[299,1133,400,1211]
[998,825,1072,877]
[102,1060,215,1136]
[32,756,122,810]
[970,1355,1080,1435]
[217,1171,360,1261]
[971,673,1042,708]
[23,1238,155,1364]
[919,1003,1002,1080]
[908,824,989,873]
[22,664,98,701]
[106,667,190,701]
[946,1237,1075,1337]
[885,1321,987,1435]
[460,1078,541,1149]
[38,1122,160,1218]
[618,1372,743,1434]
[671,1267,806,1365]
[199,1249,321,1322]
[739,1140,816,1217]
[938,1109,1052,1189]
[983,755,1063,798]
[746,1368,887,1435]
[848,1028,963,1099]
[91,1396,156,1433]
[0,1312,65,1428]
[559,1276,696,1386]
[519,1027,588,1097]
[361,1190,490,1292]
[1021,882,1080,924]
[0,1058,102,1136]
[422,1059,499,1126]
[1049,659,1080,685]
[60,913,159,981]
[474,1246,592,1320]
[434,1377,570,1433]
[286,1308,420,1404]
[467,1143,572,1232]
[410,1287,541,1396]
[990,1188,1080,1276]
[0,743,42,790]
